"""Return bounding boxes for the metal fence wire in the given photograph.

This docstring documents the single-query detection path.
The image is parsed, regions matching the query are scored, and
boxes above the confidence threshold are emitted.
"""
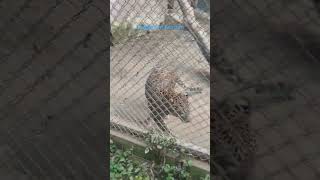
[110,0,210,162]
[214,0,320,179]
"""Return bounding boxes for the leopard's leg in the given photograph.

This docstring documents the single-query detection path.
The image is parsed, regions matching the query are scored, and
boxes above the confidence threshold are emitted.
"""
[146,96,168,132]
[151,112,170,133]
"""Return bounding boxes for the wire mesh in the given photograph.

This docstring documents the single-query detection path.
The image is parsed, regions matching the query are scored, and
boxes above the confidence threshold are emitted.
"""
[214,0,320,179]
[110,0,210,162]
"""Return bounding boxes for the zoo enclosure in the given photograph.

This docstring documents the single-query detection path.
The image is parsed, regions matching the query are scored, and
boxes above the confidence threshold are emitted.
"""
[110,0,211,162]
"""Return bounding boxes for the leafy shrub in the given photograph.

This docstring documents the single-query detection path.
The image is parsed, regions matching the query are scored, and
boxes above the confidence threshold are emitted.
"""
[110,133,210,179]
[110,140,149,180]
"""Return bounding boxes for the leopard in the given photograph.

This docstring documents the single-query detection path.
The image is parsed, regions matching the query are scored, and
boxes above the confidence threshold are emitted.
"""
[144,65,201,133]
[212,96,257,180]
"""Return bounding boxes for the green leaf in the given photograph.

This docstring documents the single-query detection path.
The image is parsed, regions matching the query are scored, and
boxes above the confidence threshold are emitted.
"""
[119,157,125,162]
[135,167,141,173]
[187,160,192,166]
[145,148,150,154]
[128,165,134,172]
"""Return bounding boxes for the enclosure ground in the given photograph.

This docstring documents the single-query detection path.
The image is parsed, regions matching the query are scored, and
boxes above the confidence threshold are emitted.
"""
[111,30,210,156]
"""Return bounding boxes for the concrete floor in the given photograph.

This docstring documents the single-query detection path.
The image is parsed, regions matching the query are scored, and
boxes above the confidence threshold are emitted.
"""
[110,30,210,157]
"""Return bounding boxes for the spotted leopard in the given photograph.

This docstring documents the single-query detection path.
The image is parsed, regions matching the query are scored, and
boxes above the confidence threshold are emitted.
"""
[145,66,201,133]
[212,97,257,180]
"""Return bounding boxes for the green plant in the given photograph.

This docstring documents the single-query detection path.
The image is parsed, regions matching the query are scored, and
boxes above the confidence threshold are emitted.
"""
[110,132,208,179]
[110,139,150,180]
[200,174,210,180]
[144,130,176,162]
[144,130,192,180]
[159,160,192,180]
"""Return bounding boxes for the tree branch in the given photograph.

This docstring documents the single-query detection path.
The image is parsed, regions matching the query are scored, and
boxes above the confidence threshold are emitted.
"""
[176,0,210,64]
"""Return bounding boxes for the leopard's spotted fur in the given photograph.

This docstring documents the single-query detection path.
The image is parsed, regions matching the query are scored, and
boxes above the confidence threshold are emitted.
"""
[145,66,191,133]
[212,97,257,180]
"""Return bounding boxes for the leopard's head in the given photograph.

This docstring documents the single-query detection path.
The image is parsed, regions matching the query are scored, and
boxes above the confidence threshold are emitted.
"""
[169,92,190,122]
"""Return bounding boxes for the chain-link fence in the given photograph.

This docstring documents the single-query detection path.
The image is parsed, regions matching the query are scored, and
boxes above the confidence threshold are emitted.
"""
[110,0,210,162]
[214,0,320,179]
